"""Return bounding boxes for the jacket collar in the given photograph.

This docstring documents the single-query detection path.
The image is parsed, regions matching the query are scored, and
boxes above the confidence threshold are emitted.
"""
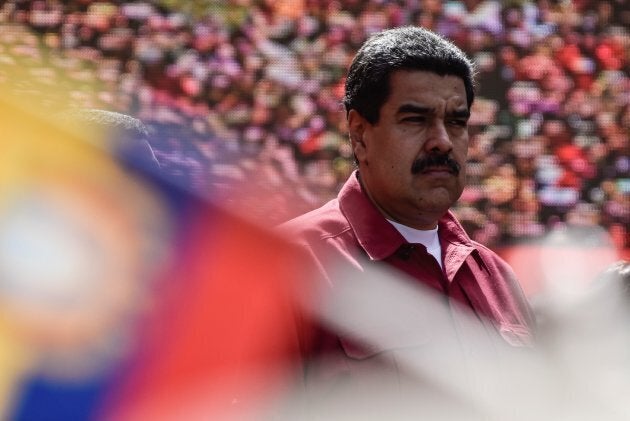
[338,171,405,260]
[438,211,477,282]
[338,170,477,264]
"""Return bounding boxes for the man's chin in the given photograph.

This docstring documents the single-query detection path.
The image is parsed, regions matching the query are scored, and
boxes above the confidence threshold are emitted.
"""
[413,187,460,212]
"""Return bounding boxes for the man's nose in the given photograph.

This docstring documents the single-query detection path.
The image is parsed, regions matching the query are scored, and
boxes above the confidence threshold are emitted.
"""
[423,121,452,154]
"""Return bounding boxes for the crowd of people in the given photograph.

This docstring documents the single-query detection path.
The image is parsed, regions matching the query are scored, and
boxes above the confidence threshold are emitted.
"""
[0,0,628,248]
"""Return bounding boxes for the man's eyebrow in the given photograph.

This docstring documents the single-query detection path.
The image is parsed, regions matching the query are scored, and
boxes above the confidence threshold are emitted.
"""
[396,104,471,119]
[396,104,433,115]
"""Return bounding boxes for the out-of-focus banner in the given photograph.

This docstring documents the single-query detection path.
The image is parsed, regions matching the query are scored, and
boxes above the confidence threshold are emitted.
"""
[0,64,166,418]
[0,59,316,420]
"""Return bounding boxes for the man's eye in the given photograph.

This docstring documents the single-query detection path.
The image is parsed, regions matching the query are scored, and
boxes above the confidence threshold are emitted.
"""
[449,119,468,127]
[402,116,427,123]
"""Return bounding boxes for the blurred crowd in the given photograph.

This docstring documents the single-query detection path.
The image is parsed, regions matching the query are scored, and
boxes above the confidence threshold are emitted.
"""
[0,0,628,248]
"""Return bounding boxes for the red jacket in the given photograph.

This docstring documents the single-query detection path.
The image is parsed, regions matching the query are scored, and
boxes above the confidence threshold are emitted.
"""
[278,172,537,415]
[281,170,535,356]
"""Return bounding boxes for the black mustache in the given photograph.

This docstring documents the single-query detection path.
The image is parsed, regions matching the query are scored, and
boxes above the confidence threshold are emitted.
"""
[411,154,461,175]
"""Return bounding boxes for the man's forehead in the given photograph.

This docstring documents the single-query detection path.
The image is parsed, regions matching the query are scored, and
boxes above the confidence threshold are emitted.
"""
[387,70,467,102]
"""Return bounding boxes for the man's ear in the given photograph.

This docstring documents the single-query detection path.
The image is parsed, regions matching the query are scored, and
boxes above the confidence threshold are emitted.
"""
[348,109,369,163]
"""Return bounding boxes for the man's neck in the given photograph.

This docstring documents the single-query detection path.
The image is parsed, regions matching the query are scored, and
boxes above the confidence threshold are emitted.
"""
[357,172,441,230]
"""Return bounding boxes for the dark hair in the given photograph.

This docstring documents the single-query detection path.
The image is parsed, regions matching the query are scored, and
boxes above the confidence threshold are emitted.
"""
[59,109,161,171]
[343,26,476,124]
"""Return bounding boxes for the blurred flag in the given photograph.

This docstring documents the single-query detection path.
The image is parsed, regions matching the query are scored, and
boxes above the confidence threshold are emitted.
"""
[0,60,316,421]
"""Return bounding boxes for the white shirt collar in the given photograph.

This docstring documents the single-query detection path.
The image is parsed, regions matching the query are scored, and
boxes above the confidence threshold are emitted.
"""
[387,219,443,269]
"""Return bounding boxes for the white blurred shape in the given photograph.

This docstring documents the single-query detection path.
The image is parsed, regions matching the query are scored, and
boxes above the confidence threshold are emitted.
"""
[538,225,619,304]
[0,195,99,309]
[288,253,630,420]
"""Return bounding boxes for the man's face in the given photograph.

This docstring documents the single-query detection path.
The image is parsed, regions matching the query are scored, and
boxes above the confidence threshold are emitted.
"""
[349,70,470,229]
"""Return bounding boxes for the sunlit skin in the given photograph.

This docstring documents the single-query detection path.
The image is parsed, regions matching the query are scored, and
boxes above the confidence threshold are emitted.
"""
[349,70,470,230]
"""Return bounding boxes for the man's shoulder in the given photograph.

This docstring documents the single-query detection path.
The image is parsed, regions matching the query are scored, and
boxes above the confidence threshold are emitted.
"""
[277,198,351,243]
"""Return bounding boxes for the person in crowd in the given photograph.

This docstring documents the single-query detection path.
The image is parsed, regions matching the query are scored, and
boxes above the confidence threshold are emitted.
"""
[59,109,162,172]
[274,28,536,418]
[281,26,535,350]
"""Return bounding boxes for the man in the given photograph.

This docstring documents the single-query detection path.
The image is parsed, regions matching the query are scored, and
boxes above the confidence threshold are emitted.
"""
[280,26,534,386]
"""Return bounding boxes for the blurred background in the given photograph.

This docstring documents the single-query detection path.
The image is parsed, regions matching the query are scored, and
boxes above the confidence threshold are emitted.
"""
[1,0,627,253]
[0,0,628,419]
